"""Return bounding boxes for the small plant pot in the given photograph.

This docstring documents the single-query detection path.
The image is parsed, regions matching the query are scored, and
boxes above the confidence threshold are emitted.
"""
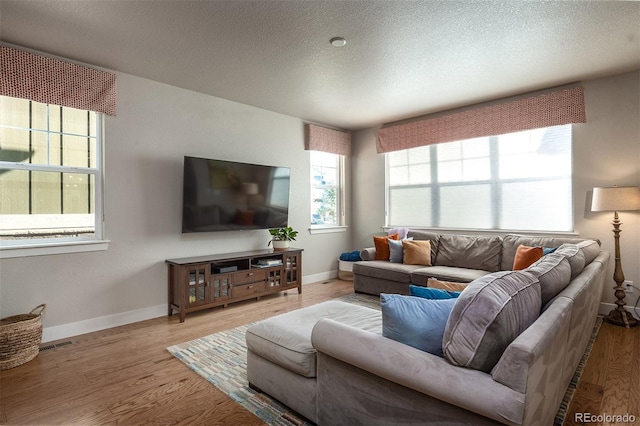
[272,240,290,251]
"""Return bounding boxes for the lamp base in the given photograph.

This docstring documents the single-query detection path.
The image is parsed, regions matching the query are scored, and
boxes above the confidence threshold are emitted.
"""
[605,308,639,328]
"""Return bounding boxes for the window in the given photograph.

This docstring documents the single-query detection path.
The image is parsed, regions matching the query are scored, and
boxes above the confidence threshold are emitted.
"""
[310,150,344,227]
[386,125,573,232]
[0,96,104,246]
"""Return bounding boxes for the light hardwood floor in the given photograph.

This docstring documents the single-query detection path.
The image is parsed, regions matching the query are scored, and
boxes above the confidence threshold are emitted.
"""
[1,280,638,425]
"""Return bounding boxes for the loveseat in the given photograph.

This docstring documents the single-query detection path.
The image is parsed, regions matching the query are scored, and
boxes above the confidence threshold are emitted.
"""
[310,231,609,425]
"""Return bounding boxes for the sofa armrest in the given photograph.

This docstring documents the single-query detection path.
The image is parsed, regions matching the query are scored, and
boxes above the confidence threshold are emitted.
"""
[360,247,377,261]
[311,318,525,424]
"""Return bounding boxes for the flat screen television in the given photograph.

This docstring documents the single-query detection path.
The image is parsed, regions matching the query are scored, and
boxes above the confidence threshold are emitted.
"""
[182,156,291,233]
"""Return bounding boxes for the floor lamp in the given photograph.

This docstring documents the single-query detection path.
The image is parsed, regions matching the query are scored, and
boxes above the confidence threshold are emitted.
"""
[591,186,640,328]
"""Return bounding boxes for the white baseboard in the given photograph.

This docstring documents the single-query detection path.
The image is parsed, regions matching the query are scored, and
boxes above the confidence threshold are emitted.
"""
[43,272,343,343]
[598,302,640,317]
[302,270,338,285]
[42,304,166,343]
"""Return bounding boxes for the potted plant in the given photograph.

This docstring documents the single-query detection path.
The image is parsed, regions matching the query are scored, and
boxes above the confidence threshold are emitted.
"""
[268,227,298,251]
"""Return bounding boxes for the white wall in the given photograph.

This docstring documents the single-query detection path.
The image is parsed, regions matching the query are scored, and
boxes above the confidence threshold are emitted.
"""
[351,71,640,309]
[0,72,350,341]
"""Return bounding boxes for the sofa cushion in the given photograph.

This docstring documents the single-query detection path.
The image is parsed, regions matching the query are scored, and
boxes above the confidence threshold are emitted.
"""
[526,253,572,307]
[409,285,460,299]
[435,234,502,272]
[410,266,491,286]
[554,244,586,278]
[374,234,399,260]
[442,270,541,373]
[246,300,381,378]
[512,245,544,270]
[353,260,423,283]
[381,294,457,356]
[402,239,432,266]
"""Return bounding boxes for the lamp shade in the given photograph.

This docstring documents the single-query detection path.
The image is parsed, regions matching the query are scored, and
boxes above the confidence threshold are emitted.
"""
[591,186,640,212]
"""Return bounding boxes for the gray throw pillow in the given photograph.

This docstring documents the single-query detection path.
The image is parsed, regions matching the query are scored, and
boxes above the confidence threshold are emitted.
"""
[388,239,404,263]
[442,271,541,373]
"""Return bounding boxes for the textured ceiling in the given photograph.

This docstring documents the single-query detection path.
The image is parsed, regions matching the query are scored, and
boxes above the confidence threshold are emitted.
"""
[1,1,639,130]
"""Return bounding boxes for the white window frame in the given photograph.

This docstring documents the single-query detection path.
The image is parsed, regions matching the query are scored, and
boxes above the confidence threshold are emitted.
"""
[385,125,574,233]
[309,151,347,234]
[0,100,109,258]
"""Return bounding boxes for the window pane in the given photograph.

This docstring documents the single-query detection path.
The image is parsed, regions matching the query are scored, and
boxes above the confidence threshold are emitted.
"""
[31,170,61,214]
[0,127,31,161]
[62,107,91,136]
[439,184,492,229]
[0,169,29,214]
[0,97,30,128]
[438,138,491,182]
[62,134,95,167]
[388,187,431,226]
[500,180,572,231]
[389,145,430,185]
[311,187,337,225]
[63,173,93,213]
[0,169,95,239]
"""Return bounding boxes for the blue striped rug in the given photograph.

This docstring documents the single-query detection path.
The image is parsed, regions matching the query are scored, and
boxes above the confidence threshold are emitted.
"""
[167,293,600,425]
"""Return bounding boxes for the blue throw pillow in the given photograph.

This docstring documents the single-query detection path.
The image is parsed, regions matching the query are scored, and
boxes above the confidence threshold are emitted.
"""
[380,294,457,356]
[409,285,460,299]
[543,247,558,255]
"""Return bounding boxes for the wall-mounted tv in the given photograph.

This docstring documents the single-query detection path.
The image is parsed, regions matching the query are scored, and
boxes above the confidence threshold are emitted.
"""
[182,156,291,233]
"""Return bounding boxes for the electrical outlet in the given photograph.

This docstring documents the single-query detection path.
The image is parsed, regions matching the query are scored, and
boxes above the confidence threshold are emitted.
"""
[624,280,633,294]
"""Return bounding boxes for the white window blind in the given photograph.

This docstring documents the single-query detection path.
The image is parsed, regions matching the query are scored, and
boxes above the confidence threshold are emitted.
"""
[386,125,573,232]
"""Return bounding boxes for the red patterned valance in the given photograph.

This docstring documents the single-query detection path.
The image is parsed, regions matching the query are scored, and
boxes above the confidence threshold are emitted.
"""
[1,45,117,116]
[305,124,351,156]
[377,87,585,153]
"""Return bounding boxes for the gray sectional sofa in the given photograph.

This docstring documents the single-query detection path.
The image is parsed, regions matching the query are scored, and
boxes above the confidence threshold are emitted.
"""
[313,231,609,425]
[246,230,609,425]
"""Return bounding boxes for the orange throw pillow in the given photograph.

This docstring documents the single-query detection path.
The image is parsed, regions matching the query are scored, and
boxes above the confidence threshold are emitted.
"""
[402,239,432,266]
[513,245,544,270]
[374,234,399,260]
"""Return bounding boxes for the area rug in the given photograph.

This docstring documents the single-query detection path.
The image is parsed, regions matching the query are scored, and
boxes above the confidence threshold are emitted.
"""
[167,293,602,426]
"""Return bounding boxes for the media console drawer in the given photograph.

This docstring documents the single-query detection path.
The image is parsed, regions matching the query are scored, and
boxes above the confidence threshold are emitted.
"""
[233,269,267,285]
[233,282,266,299]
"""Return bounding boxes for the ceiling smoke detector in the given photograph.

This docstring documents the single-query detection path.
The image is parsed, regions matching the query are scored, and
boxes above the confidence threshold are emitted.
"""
[330,37,347,47]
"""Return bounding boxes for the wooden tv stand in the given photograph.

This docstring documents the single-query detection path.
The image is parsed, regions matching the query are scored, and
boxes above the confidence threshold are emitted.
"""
[166,248,303,322]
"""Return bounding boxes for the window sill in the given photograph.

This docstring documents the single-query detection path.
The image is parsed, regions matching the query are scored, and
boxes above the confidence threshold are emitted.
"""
[0,239,110,259]
[309,225,348,235]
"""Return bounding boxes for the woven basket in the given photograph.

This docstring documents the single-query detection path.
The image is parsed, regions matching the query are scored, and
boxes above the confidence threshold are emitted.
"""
[0,304,46,370]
